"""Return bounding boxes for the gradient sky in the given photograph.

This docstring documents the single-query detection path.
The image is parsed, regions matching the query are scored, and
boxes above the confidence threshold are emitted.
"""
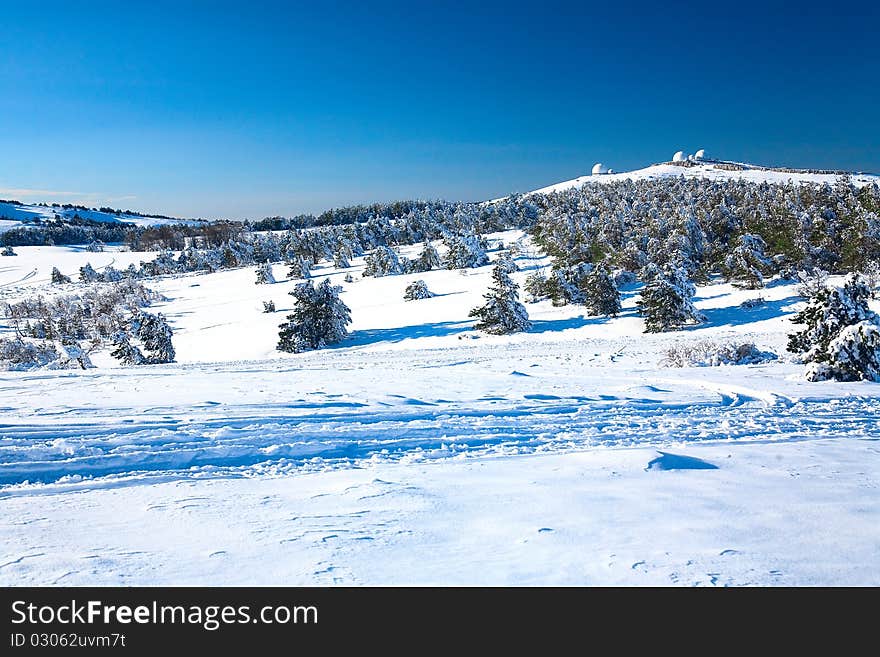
[1,0,877,219]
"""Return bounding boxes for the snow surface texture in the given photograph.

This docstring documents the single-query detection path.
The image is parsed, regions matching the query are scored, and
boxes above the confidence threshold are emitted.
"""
[1,233,880,585]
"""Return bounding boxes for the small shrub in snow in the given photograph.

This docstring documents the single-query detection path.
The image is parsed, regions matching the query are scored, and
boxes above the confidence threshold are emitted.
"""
[788,274,880,381]
[403,280,433,301]
[262,300,276,313]
[255,262,275,285]
[343,273,354,283]
[740,296,766,309]
[495,253,519,273]
[1,246,15,256]
[469,262,530,335]
[661,340,777,367]
[0,337,59,371]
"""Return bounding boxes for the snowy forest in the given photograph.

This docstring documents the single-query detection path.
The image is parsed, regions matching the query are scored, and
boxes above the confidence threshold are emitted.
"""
[2,175,880,380]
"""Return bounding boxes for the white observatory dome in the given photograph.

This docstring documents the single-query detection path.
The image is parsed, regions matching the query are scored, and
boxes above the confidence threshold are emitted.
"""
[672,150,686,163]
[591,162,609,175]
[694,148,706,160]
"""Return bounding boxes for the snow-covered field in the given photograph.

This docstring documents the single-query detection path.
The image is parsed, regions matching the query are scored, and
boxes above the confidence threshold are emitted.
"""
[1,234,879,585]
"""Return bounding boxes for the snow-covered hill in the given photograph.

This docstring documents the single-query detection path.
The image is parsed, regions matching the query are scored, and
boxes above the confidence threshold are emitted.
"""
[0,200,200,233]
[525,160,880,197]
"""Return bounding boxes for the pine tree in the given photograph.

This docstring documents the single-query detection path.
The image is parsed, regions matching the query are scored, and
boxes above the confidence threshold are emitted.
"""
[110,311,175,365]
[51,267,72,284]
[787,274,880,381]
[724,234,771,289]
[404,280,433,301]
[262,300,276,313]
[523,270,550,303]
[442,234,490,270]
[363,246,400,277]
[287,257,311,280]
[469,263,531,334]
[411,243,441,272]
[255,262,275,285]
[637,263,704,332]
[1,246,15,256]
[333,247,351,269]
[277,279,351,352]
[583,264,621,316]
[79,263,100,283]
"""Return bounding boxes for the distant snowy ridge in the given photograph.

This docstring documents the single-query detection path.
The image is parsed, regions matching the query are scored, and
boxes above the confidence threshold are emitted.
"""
[0,200,203,232]
[521,159,880,198]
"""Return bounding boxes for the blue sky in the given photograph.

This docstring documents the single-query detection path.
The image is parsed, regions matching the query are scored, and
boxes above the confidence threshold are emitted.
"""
[1,1,877,219]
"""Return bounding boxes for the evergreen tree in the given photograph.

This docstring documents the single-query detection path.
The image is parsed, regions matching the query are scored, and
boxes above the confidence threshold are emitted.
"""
[287,257,311,280]
[277,279,351,352]
[787,274,880,381]
[333,247,350,269]
[411,242,441,272]
[523,270,550,303]
[1,246,15,256]
[262,300,276,313]
[110,311,175,365]
[469,263,531,334]
[343,273,354,283]
[637,263,704,332]
[363,246,401,277]
[404,280,433,301]
[583,264,621,316]
[51,267,72,284]
[442,234,489,269]
[255,262,275,285]
[79,263,100,283]
[724,234,771,289]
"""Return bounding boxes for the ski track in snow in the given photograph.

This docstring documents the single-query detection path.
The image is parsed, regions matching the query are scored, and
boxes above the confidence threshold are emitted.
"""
[2,378,878,494]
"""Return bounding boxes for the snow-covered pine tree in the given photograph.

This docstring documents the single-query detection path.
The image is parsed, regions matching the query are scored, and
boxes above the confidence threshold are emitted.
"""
[787,274,880,381]
[469,263,531,334]
[79,263,100,283]
[583,264,621,316]
[363,246,401,277]
[51,267,72,284]
[343,273,354,283]
[333,247,351,269]
[403,280,433,301]
[86,240,105,253]
[442,234,490,270]
[134,311,176,364]
[262,300,276,313]
[411,242,441,272]
[724,233,771,289]
[523,270,550,303]
[496,253,519,273]
[277,279,351,353]
[1,246,15,256]
[637,263,704,332]
[255,262,275,285]
[110,311,176,365]
[287,256,311,280]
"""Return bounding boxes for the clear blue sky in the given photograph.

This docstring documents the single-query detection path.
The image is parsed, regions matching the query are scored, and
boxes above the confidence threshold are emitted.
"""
[1,0,877,219]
